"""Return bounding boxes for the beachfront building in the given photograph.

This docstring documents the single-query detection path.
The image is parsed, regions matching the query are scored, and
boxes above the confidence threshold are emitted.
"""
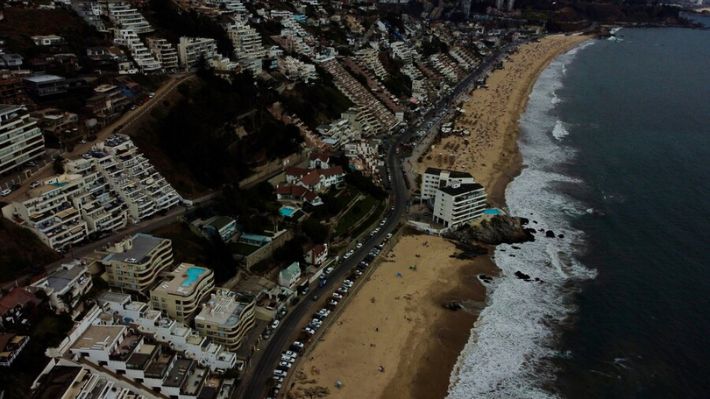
[29,260,92,315]
[150,263,215,323]
[227,21,265,75]
[278,261,301,289]
[420,167,477,200]
[432,181,487,228]
[101,233,174,294]
[0,104,45,175]
[178,37,218,70]
[194,289,256,351]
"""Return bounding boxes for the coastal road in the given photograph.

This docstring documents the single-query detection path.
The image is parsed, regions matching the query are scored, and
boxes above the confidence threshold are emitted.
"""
[238,41,523,399]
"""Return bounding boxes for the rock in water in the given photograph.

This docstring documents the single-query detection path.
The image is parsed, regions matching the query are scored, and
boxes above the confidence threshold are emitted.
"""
[445,215,535,245]
[515,271,531,281]
[546,230,556,238]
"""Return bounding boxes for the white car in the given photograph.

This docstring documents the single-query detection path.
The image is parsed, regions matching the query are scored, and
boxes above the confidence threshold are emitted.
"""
[343,280,354,288]
[281,354,293,362]
[324,266,334,275]
[273,369,287,377]
[332,293,343,300]
[278,361,291,369]
[0,188,11,197]
[328,299,339,307]
[305,327,316,335]
[386,233,393,239]
[356,242,363,249]
[292,341,304,349]
[284,351,297,358]
[271,320,280,329]
[30,181,41,189]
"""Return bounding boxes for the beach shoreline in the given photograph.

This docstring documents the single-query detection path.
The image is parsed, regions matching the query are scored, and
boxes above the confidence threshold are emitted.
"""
[286,34,592,399]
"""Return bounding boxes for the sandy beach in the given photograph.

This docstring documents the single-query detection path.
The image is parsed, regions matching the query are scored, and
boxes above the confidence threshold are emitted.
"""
[288,234,495,399]
[287,34,592,399]
[416,33,591,205]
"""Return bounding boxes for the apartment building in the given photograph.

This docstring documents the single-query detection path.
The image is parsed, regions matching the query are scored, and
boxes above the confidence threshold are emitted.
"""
[98,291,238,371]
[46,308,235,399]
[227,21,265,75]
[432,181,488,228]
[147,37,179,72]
[429,53,463,83]
[31,108,79,138]
[0,104,45,174]
[344,140,382,179]
[106,2,154,34]
[390,41,413,63]
[1,173,90,250]
[2,135,181,250]
[319,59,397,135]
[421,167,477,200]
[101,233,174,293]
[194,289,256,352]
[355,48,388,79]
[29,260,92,315]
[178,37,218,70]
[279,56,317,83]
[448,46,479,71]
[31,359,147,399]
[86,84,131,122]
[23,74,68,97]
[150,263,215,323]
[113,29,162,73]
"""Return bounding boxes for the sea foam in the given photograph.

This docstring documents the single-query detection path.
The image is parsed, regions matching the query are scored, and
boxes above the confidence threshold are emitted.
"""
[447,42,597,399]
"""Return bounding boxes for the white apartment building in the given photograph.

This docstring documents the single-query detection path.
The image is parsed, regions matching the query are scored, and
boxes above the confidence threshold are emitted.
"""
[279,56,317,83]
[2,135,182,250]
[0,104,45,175]
[2,173,91,250]
[424,169,488,229]
[178,37,218,70]
[194,289,256,352]
[448,46,478,71]
[30,260,92,315]
[390,41,413,63]
[355,48,388,79]
[106,2,153,34]
[147,37,179,72]
[98,291,238,371]
[45,306,235,399]
[101,233,174,293]
[429,53,459,83]
[421,167,477,200]
[150,263,215,323]
[114,29,162,73]
[227,21,265,75]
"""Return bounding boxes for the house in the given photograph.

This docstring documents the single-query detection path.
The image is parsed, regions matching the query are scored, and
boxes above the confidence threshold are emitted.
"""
[278,261,301,288]
[305,243,328,266]
[275,184,323,206]
[199,216,238,242]
[23,74,68,97]
[29,261,93,316]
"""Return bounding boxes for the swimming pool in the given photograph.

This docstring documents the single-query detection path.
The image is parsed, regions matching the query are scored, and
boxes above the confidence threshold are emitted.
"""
[483,208,503,216]
[182,267,206,287]
[279,206,299,218]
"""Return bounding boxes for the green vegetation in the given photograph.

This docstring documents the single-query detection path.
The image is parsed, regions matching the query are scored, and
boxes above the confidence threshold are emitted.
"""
[380,53,412,98]
[0,219,61,284]
[279,80,353,130]
[0,308,73,399]
[334,194,379,237]
[132,72,303,193]
[217,182,280,234]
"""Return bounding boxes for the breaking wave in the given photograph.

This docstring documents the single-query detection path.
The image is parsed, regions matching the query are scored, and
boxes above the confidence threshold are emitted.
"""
[447,41,597,399]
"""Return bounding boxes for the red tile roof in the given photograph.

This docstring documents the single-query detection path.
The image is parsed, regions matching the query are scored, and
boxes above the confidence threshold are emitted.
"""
[0,288,40,315]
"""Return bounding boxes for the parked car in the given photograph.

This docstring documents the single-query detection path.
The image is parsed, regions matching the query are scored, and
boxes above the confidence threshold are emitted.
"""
[332,293,343,300]
[328,299,339,307]
[305,327,316,335]
[324,266,334,275]
[278,361,291,369]
[1,188,12,196]
[284,351,297,358]
[356,242,363,249]
[271,320,280,329]
[30,180,41,189]
[292,341,304,350]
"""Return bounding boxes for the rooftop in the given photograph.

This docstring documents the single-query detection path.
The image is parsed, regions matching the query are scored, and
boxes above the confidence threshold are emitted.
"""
[195,289,253,328]
[24,74,65,84]
[103,233,167,265]
[424,167,474,179]
[70,325,124,352]
[439,183,484,196]
[42,262,87,292]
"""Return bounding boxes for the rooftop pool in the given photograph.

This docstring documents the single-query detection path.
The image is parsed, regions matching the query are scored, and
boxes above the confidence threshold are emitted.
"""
[483,208,503,216]
[182,267,206,287]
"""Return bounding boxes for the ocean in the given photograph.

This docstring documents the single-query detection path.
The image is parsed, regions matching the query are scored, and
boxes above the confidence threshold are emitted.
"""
[447,24,710,399]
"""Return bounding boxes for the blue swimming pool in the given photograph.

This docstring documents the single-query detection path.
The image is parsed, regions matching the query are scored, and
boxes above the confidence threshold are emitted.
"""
[279,206,298,218]
[483,208,502,216]
[182,267,206,287]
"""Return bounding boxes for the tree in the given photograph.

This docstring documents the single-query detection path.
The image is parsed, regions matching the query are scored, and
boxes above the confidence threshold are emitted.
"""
[52,156,65,174]
[302,219,329,243]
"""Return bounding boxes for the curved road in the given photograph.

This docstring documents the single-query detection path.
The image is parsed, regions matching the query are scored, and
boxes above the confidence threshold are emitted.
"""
[240,41,522,399]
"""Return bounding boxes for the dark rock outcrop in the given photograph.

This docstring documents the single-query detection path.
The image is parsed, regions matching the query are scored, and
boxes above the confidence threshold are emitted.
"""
[444,301,463,311]
[515,271,531,281]
[546,230,556,238]
[446,215,535,245]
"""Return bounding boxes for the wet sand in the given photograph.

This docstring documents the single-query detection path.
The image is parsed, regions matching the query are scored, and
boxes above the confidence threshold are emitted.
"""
[287,34,592,399]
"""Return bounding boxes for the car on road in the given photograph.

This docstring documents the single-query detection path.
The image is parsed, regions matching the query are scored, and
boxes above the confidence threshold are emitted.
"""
[284,351,297,358]
[328,299,339,307]
[343,250,354,259]
[273,369,286,377]
[355,242,363,249]
[343,280,354,288]
[332,292,343,300]
[354,270,364,277]
[318,309,330,318]
[324,266,334,275]
[337,286,349,295]
[281,354,293,362]
[386,233,393,240]
[271,320,280,329]
[30,180,41,189]
[304,327,316,335]
[0,188,12,196]
[278,361,291,369]
[291,341,304,351]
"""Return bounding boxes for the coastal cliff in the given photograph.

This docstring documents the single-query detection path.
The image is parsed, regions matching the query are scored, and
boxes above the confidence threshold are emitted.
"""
[446,215,535,246]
